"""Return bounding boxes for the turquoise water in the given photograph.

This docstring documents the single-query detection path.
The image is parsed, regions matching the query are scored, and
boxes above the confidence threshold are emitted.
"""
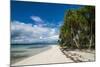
[11,43,58,64]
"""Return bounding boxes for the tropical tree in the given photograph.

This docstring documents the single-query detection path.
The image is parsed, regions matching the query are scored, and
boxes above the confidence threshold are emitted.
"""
[59,6,95,49]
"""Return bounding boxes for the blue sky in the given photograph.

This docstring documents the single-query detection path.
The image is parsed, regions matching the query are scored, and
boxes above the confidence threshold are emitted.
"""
[11,1,82,44]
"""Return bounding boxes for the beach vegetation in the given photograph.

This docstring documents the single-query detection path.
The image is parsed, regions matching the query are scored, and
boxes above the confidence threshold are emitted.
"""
[59,6,95,50]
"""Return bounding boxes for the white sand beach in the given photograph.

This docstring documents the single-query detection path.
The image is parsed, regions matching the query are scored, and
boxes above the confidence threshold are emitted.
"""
[11,45,95,66]
[11,45,73,66]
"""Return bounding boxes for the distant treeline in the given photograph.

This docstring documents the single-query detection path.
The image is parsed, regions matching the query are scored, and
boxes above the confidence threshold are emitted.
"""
[59,6,95,49]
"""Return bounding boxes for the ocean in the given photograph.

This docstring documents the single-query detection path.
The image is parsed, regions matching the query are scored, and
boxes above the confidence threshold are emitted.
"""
[11,43,58,64]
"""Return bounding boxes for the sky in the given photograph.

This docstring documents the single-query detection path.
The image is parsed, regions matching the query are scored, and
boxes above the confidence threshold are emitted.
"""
[11,1,82,44]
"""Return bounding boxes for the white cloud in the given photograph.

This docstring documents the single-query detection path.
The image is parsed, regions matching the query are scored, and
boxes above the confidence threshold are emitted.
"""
[31,16,44,23]
[11,21,59,44]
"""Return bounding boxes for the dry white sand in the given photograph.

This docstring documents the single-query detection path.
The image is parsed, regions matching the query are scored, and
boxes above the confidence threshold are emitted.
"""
[12,45,73,66]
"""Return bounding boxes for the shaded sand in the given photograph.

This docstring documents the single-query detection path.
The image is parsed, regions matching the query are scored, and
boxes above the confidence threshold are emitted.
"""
[61,49,95,62]
[11,45,73,66]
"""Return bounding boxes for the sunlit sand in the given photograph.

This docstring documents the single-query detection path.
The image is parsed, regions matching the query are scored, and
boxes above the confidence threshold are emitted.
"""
[12,45,73,66]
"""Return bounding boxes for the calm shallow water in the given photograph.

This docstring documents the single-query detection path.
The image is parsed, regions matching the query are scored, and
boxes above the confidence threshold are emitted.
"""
[11,44,58,64]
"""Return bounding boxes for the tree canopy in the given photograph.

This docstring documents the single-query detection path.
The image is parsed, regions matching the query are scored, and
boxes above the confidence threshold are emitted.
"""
[59,6,95,49]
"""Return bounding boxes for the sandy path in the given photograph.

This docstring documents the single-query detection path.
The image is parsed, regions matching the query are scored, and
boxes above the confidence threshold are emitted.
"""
[12,45,73,66]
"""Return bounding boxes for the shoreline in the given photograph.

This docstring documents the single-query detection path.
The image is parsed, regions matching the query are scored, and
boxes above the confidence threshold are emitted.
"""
[11,45,52,64]
[11,45,73,66]
[11,45,95,66]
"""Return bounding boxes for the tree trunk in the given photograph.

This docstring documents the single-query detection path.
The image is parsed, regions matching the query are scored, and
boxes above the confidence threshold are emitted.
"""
[88,21,92,49]
[73,38,80,48]
[71,28,80,49]
[89,36,92,49]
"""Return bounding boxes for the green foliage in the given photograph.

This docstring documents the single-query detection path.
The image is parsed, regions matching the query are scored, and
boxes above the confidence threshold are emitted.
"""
[59,6,95,49]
